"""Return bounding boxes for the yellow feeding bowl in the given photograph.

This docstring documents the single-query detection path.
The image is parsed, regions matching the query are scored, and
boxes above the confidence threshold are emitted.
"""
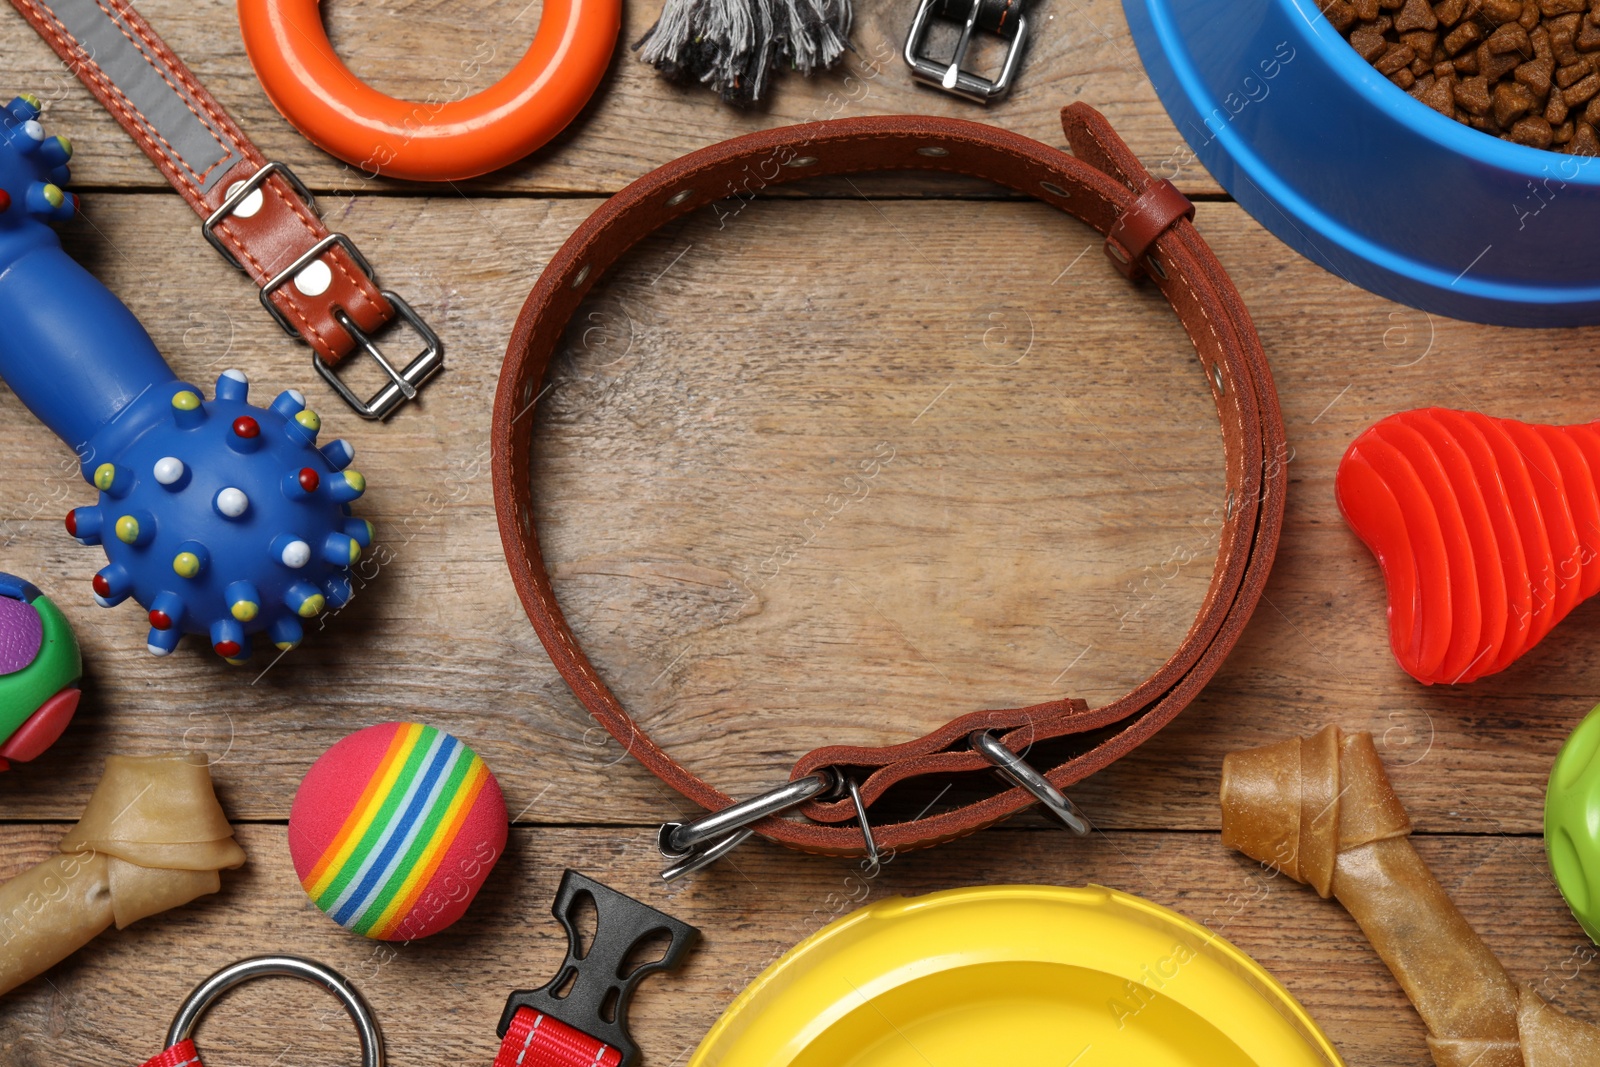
[689,884,1343,1067]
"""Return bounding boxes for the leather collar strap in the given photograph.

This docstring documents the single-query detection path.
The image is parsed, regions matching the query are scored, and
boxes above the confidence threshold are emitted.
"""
[492,103,1286,857]
[7,0,442,419]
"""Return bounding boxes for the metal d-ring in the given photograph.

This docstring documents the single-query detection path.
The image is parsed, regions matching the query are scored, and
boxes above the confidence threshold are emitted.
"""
[658,769,846,880]
[167,956,384,1067]
[846,776,880,869]
[970,729,1090,835]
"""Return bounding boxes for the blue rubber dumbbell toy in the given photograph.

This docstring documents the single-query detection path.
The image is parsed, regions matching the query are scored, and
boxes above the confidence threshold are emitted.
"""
[0,94,372,662]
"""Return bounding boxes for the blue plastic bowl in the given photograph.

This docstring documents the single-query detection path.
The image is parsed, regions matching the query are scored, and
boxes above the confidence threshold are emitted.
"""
[1126,0,1600,326]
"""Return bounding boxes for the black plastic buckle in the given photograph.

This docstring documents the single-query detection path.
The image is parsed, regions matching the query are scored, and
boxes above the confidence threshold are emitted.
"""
[904,0,1031,103]
[497,870,699,1067]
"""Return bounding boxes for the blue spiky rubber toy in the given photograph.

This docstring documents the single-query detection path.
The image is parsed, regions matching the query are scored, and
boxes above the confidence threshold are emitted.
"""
[0,94,371,663]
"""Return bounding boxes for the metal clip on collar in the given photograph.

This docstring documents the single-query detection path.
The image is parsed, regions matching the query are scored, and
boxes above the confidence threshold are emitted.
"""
[657,737,1089,878]
[659,769,846,880]
[904,0,1030,103]
[167,955,383,1067]
[204,162,444,421]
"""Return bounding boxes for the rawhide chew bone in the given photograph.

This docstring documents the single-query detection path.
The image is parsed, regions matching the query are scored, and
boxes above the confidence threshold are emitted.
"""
[1221,725,1600,1066]
[1337,406,1600,685]
[0,753,245,996]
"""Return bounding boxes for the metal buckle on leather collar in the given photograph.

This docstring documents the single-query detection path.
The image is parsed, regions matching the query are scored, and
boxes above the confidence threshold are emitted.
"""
[657,737,1087,878]
[904,0,1030,103]
[203,161,443,420]
[257,232,376,339]
[322,294,444,421]
[203,161,318,268]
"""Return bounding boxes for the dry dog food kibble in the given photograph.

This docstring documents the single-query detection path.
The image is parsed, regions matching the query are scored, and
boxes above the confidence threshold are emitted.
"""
[1324,0,1600,153]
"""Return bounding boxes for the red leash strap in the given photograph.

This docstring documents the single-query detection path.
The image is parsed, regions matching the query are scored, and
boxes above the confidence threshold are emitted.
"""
[139,1041,202,1067]
[494,1007,622,1067]
[136,880,686,1067]
[138,1016,622,1067]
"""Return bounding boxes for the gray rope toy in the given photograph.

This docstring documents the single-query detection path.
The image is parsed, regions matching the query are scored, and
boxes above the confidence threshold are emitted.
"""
[634,0,853,105]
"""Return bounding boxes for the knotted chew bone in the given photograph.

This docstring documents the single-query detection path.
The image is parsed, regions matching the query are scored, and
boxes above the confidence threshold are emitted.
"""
[1221,726,1600,1066]
[0,753,245,995]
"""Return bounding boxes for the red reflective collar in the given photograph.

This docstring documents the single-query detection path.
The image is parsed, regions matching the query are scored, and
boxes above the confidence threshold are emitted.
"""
[138,1008,620,1067]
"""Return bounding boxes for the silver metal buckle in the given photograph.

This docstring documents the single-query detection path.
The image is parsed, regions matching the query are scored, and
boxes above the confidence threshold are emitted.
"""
[259,237,445,420]
[970,729,1090,834]
[204,163,442,420]
[659,769,844,880]
[203,161,319,270]
[322,292,445,421]
[904,0,1029,104]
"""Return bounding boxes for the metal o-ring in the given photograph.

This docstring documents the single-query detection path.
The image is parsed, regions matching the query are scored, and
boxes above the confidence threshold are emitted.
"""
[167,956,384,1067]
[660,826,755,881]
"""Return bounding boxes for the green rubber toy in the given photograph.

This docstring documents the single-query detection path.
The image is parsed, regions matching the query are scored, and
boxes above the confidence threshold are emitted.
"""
[0,573,82,770]
[1547,703,1600,945]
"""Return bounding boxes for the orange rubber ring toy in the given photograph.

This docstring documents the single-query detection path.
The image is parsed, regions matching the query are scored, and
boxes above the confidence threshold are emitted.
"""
[237,0,619,181]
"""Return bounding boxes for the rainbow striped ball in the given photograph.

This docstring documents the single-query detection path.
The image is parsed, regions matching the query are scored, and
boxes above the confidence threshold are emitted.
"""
[289,722,508,940]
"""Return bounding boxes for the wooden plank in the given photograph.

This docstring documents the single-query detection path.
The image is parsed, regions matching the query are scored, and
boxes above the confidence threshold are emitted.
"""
[0,824,1590,1066]
[0,192,1596,841]
[0,0,1221,196]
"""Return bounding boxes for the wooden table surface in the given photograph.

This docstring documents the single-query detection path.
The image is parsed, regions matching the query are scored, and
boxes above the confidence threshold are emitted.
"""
[3,0,1599,1062]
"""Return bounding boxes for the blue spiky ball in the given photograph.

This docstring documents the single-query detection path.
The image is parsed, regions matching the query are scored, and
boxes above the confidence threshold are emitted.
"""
[67,371,371,663]
[0,93,75,227]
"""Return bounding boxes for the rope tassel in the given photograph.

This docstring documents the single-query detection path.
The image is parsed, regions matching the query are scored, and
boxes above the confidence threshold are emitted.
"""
[633,0,853,105]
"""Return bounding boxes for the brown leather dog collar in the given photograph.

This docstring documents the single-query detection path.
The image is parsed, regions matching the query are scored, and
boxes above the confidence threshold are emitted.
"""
[492,103,1286,862]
